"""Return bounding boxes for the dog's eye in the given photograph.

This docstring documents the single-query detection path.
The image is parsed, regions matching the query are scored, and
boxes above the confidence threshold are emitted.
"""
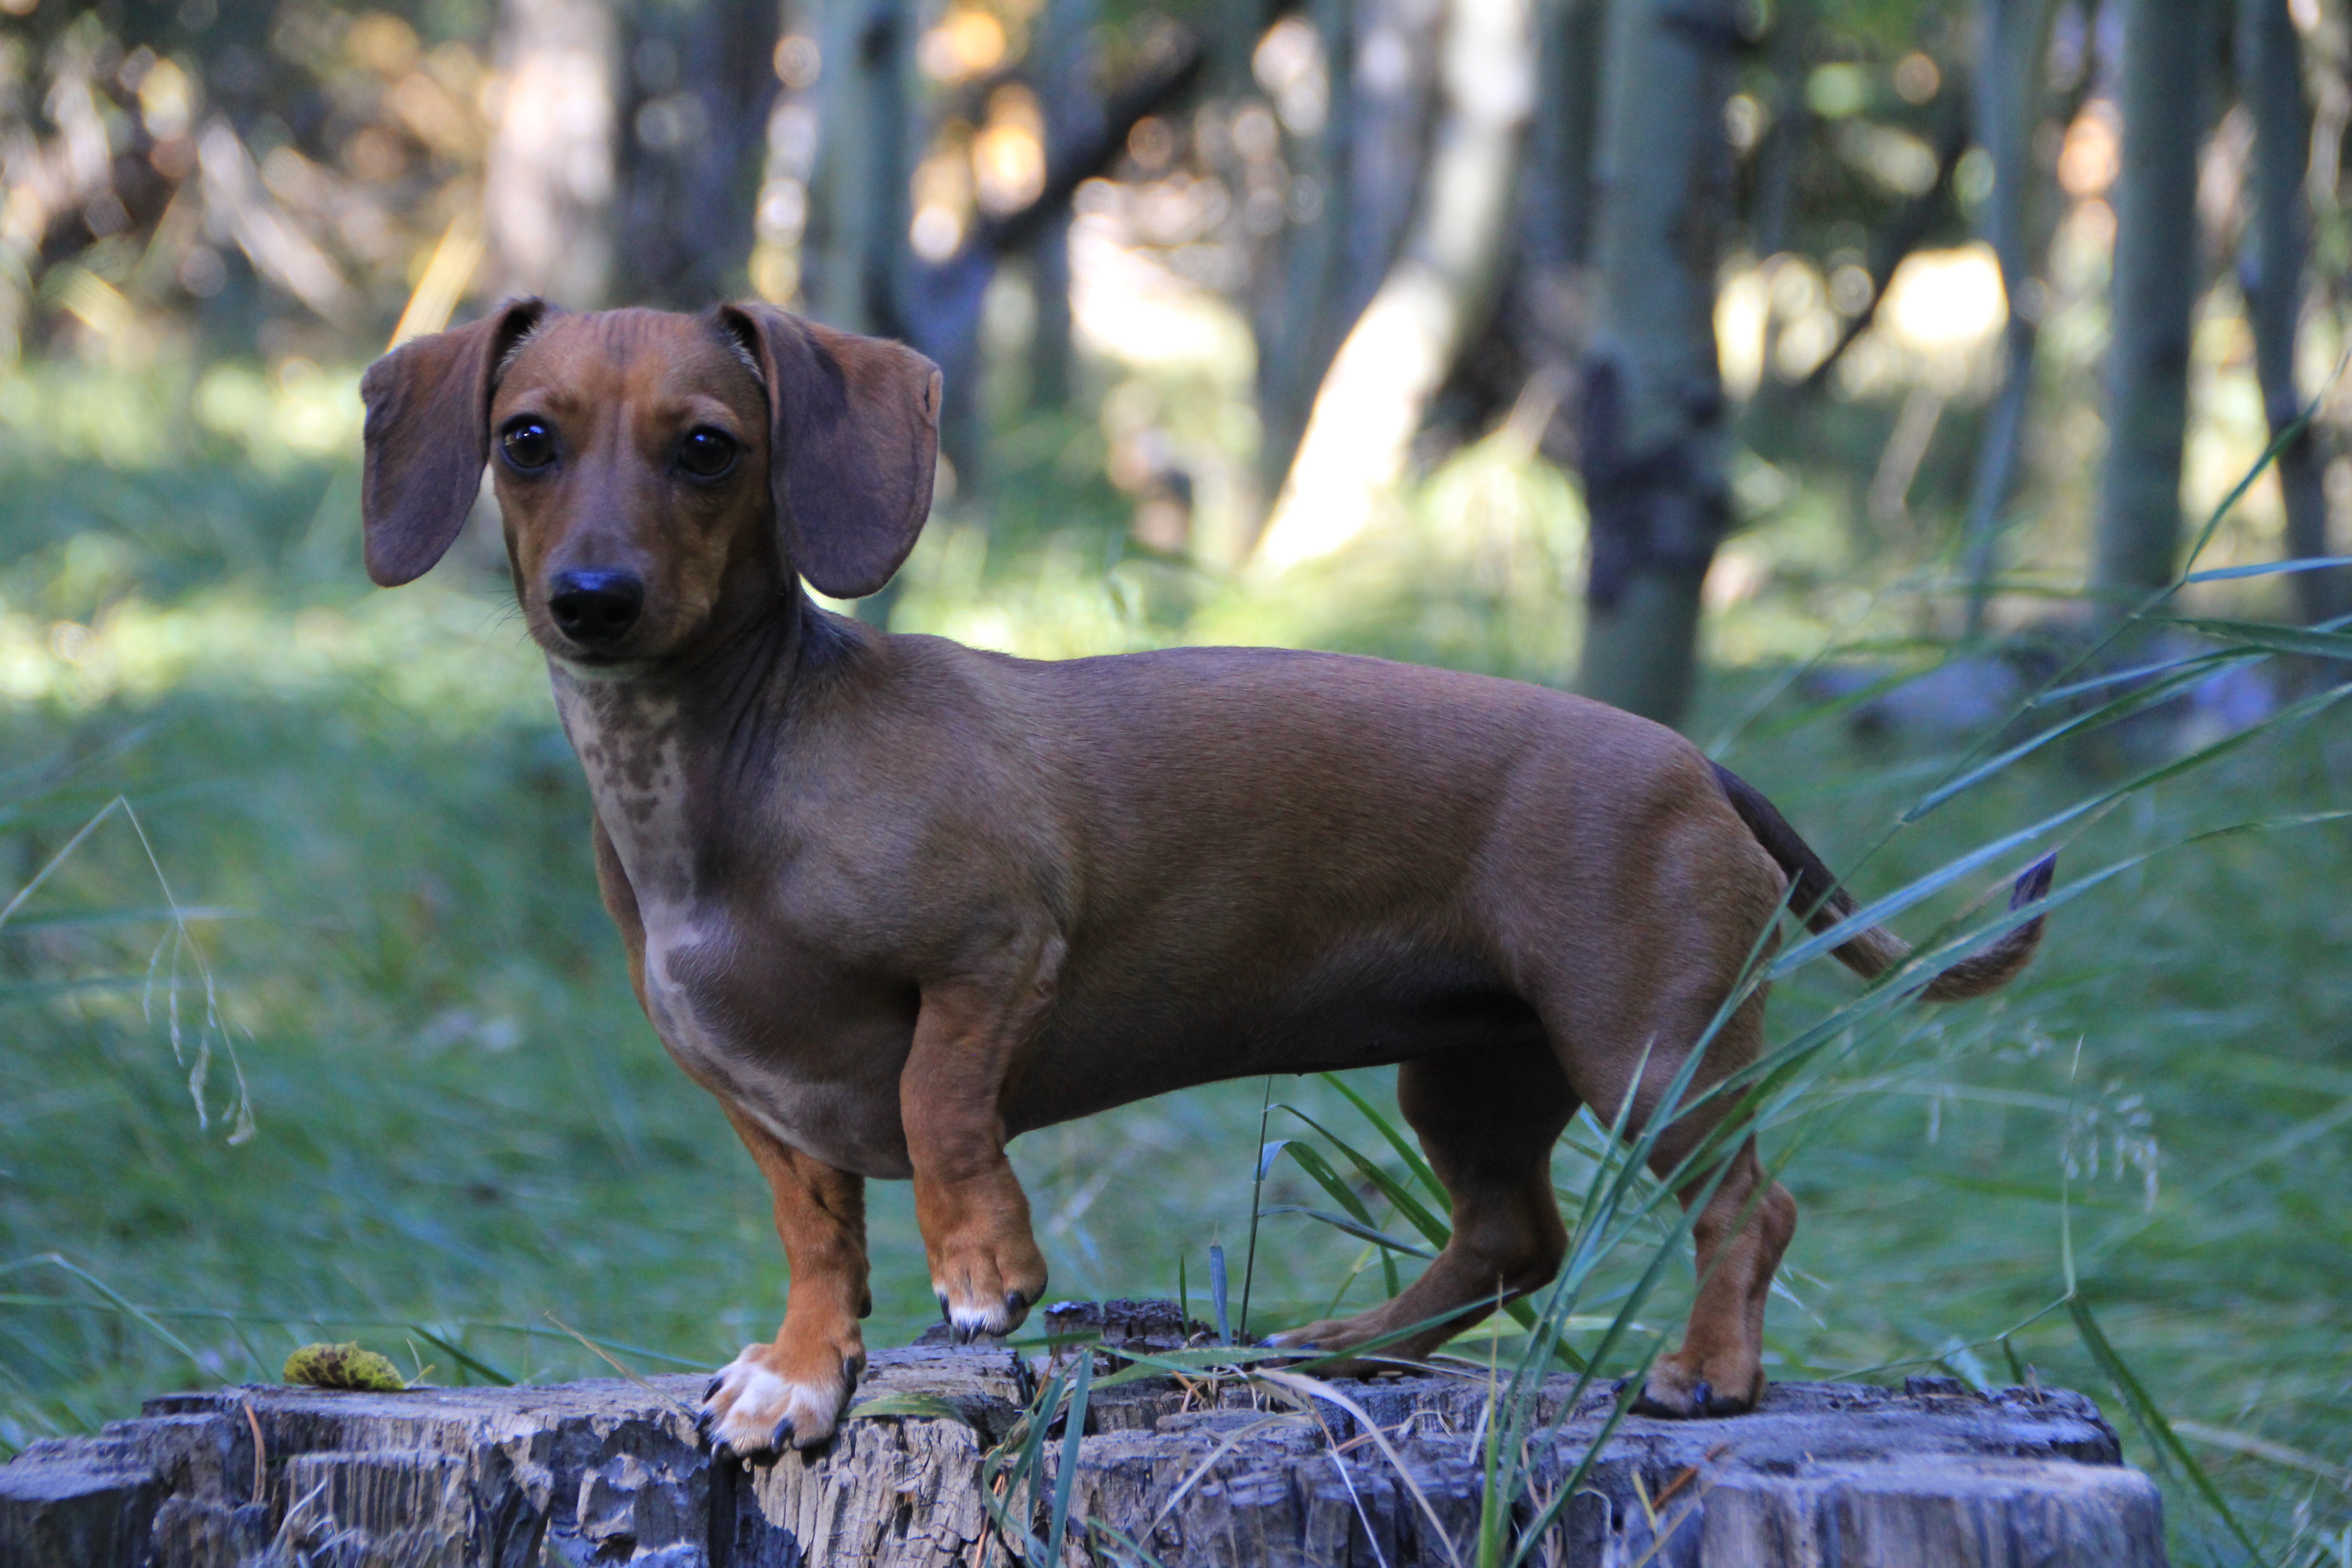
[678,428,737,479]
[500,419,555,470]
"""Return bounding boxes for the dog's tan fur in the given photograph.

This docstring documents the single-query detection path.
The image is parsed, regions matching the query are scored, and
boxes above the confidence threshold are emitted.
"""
[360,303,2051,1456]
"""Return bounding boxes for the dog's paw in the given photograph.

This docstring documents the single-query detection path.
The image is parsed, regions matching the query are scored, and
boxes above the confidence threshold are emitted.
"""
[1259,1320,1339,1353]
[1631,1354,1762,1419]
[1255,1317,1403,1378]
[928,1231,1048,1343]
[700,1340,861,1458]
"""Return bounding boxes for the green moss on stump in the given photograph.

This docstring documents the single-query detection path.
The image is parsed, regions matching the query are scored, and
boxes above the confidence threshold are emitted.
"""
[282,1342,408,1392]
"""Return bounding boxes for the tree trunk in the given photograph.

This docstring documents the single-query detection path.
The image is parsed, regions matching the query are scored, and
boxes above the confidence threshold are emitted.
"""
[806,0,914,338]
[1569,0,1739,729]
[1960,0,2060,633]
[2238,0,2346,626]
[609,0,782,308]
[1252,0,1356,508]
[1749,0,1808,260]
[1029,215,1076,409]
[1027,0,1101,412]
[1343,0,1446,316]
[1252,0,1538,573]
[1248,0,1451,531]
[482,0,619,309]
[2092,0,2210,603]
[803,0,917,626]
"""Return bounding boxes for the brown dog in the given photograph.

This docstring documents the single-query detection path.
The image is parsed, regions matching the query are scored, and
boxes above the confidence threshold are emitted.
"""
[359,301,2052,1456]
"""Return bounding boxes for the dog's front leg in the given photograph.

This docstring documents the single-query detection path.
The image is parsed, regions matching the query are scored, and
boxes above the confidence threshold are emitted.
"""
[701,1103,869,1456]
[902,936,1063,1340]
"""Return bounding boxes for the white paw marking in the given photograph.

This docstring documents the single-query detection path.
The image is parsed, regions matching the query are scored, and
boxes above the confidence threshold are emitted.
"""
[704,1351,847,1454]
[936,1280,1026,1338]
[949,1302,1009,1338]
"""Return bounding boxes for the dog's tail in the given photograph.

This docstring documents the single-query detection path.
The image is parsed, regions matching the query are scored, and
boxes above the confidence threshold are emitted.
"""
[1711,762,2055,1002]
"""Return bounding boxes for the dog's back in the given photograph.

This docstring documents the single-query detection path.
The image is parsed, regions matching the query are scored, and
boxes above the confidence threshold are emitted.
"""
[819,633,1779,1130]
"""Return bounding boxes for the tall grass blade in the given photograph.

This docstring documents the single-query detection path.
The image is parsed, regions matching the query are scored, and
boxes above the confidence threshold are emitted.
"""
[2069,1297,2268,1565]
[1045,1348,1091,1566]
[1239,1075,1275,1341]
[0,798,122,933]
[2156,617,2352,661]
[0,1254,211,1381]
[2179,377,2332,573]
[542,1311,699,1421]
[1261,1141,1393,1246]
[1318,1073,1445,1204]
[1277,1107,1450,1248]
[1209,1245,1230,1344]
[1261,1137,1412,1295]
[2183,554,2352,583]
[405,1327,514,1387]
[1783,679,2352,979]
[1906,658,2249,819]
[2034,649,2249,706]
[985,1362,1069,1562]
[1255,1205,1434,1259]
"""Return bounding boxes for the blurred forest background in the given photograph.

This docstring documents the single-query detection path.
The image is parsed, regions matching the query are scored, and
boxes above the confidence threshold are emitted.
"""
[1,0,2350,1560]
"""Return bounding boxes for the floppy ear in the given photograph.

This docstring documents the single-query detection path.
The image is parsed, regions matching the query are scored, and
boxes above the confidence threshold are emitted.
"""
[718,302,942,600]
[358,299,546,587]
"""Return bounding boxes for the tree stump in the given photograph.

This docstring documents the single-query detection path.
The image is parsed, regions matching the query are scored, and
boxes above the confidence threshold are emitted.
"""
[0,1300,2167,1566]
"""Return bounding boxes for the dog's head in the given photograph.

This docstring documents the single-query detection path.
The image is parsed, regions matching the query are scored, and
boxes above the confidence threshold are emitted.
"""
[358,302,941,669]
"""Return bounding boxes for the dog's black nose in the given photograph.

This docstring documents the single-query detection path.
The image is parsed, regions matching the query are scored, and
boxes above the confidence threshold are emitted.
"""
[547,571,645,648]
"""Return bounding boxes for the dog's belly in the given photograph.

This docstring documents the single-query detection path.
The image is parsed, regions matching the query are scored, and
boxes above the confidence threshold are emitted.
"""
[640,910,917,1178]
[1003,942,1546,1134]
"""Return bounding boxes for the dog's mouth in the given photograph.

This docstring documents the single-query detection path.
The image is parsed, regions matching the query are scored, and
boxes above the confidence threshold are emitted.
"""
[546,646,650,680]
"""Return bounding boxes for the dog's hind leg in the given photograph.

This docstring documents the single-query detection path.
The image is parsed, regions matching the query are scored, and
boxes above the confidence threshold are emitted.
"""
[702,1104,871,1455]
[1574,989,1796,1418]
[1264,1039,1578,1369]
[1637,1125,1795,1417]
[902,931,1063,1341]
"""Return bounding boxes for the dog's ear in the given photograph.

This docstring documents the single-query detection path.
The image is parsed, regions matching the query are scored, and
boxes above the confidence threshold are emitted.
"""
[359,299,546,588]
[718,303,942,601]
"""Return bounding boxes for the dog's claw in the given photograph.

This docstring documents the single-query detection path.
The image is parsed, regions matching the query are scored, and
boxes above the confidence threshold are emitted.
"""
[704,1373,723,1401]
[1629,1371,1752,1420]
[1629,1383,1681,1419]
[772,1417,795,1452]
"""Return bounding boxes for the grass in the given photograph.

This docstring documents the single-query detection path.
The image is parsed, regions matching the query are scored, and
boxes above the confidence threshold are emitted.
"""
[0,364,2347,1565]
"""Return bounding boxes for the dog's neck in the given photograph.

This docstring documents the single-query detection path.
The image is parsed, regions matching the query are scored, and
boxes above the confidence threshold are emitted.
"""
[548,588,857,905]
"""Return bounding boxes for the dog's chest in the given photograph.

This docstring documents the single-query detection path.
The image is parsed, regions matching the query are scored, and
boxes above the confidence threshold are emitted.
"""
[553,678,908,1174]
[557,683,696,900]
[632,897,909,1175]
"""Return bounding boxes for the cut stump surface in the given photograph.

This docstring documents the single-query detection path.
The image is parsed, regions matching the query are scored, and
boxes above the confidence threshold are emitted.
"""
[0,1300,2166,1566]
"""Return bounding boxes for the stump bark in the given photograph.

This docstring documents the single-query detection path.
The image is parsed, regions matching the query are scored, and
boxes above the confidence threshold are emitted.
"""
[0,1300,2167,1567]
